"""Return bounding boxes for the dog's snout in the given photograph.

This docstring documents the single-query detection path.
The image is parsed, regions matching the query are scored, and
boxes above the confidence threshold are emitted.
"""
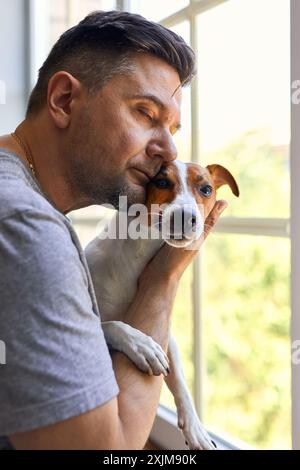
[168,208,198,238]
[187,213,197,229]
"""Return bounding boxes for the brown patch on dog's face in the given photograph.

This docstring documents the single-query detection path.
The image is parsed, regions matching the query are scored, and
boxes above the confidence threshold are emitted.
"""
[186,162,239,219]
[186,164,217,219]
[145,163,180,225]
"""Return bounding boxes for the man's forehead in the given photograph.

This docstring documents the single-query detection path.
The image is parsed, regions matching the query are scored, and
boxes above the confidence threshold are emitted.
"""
[121,55,182,103]
[122,78,181,105]
[123,88,182,110]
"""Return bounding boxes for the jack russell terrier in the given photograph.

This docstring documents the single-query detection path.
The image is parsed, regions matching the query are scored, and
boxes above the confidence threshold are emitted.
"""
[85,160,239,450]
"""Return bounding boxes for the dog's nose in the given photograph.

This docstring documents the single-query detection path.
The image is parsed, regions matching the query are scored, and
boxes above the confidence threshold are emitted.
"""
[169,209,198,238]
[187,213,197,229]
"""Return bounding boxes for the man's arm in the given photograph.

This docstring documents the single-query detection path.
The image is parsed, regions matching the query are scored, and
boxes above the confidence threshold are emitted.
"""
[10,200,227,450]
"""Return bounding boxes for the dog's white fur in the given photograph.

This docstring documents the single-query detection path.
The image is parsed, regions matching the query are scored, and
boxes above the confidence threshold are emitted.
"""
[85,161,215,450]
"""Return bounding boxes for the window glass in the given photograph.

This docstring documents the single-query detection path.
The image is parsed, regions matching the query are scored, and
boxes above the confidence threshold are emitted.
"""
[202,233,291,449]
[49,0,116,43]
[130,0,189,22]
[197,0,290,218]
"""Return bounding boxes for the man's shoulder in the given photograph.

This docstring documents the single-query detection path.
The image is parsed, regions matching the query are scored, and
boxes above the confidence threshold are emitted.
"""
[0,172,60,223]
[0,150,80,268]
[0,148,60,222]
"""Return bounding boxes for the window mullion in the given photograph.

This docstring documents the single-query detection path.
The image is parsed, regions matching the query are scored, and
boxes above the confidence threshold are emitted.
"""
[214,217,290,238]
[291,0,300,451]
[160,0,229,28]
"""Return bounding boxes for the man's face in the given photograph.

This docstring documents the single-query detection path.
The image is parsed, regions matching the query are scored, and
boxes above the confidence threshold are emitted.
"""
[67,53,182,208]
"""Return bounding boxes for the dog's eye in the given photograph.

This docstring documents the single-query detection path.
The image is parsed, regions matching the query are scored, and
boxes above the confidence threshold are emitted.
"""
[199,185,213,197]
[153,178,170,189]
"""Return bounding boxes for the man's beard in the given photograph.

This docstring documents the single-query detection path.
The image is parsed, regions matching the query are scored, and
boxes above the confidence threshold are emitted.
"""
[69,154,141,209]
[98,177,140,209]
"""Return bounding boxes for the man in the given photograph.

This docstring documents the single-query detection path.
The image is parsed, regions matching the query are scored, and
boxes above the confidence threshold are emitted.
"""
[0,11,227,449]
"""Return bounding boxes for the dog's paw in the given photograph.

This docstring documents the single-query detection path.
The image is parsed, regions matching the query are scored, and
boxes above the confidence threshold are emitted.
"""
[123,327,170,377]
[178,412,216,450]
[104,321,169,377]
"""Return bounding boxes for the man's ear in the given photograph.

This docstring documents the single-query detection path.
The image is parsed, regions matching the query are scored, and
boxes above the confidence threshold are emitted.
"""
[47,71,83,129]
[206,164,240,197]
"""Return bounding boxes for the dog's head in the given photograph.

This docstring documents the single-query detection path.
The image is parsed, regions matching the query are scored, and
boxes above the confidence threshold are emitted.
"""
[144,161,239,247]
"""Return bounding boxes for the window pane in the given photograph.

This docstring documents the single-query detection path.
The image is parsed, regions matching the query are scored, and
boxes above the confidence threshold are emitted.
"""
[32,0,116,86]
[197,0,290,218]
[202,233,291,449]
[49,0,68,45]
[130,0,188,22]
[48,0,116,47]
[66,0,116,27]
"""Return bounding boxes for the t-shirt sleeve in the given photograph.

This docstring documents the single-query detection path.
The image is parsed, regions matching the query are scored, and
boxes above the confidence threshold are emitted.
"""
[0,208,119,436]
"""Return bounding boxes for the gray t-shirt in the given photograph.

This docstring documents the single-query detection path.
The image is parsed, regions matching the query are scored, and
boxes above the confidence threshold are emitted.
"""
[0,148,119,449]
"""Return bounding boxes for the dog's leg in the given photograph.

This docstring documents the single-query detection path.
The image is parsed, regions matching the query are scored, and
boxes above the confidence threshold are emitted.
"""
[165,335,216,450]
[102,320,170,377]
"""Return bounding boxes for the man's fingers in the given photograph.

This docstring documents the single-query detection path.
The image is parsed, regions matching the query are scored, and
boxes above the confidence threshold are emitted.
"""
[203,200,228,240]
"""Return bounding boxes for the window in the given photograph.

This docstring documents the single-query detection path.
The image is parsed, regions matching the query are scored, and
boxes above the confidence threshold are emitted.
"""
[196,0,291,449]
[129,0,189,22]
[202,234,290,448]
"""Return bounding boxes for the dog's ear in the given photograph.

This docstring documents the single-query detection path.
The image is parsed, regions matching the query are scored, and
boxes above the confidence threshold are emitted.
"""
[206,164,240,197]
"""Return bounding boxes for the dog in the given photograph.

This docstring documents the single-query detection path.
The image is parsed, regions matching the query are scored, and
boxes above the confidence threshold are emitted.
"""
[85,160,239,450]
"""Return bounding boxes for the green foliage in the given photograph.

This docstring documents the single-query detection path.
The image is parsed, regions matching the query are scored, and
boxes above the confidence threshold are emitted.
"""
[209,129,290,218]
[202,234,290,449]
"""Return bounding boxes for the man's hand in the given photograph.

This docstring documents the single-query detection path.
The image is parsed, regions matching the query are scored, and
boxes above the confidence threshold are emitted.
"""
[139,199,228,288]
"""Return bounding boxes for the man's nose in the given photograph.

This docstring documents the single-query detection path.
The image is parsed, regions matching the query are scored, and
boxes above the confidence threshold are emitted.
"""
[147,132,178,162]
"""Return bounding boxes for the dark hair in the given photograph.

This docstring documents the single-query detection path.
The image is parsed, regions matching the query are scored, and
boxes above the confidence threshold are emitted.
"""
[26,10,196,117]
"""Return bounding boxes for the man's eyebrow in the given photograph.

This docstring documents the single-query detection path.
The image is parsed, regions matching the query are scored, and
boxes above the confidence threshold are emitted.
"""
[126,93,182,131]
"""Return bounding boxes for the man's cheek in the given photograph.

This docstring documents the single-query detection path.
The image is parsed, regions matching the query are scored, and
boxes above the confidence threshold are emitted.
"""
[119,126,149,155]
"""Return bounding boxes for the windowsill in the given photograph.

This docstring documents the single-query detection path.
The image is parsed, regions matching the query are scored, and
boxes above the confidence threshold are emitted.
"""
[150,405,255,450]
